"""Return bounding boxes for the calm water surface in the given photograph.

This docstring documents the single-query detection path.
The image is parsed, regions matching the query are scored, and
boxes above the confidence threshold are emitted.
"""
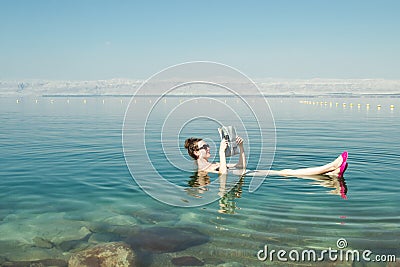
[0,96,399,266]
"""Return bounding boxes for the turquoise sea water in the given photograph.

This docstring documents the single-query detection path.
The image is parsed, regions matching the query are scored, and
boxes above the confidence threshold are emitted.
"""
[0,96,399,266]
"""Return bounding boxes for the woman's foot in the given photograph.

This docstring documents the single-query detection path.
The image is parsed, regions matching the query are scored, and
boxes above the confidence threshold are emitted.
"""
[341,151,348,164]
[338,151,348,177]
[325,151,348,176]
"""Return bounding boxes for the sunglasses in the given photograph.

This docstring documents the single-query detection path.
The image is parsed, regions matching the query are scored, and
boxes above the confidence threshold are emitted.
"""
[198,144,210,151]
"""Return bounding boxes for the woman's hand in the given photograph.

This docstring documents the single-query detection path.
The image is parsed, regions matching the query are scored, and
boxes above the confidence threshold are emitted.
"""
[236,136,244,147]
[219,138,229,153]
[235,136,246,170]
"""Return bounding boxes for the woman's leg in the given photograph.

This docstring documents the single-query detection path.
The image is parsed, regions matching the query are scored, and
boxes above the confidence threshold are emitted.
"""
[250,152,347,177]
[279,157,341,176]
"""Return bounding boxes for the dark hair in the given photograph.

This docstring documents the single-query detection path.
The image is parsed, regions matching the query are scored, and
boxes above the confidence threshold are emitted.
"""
[184,137,202,160]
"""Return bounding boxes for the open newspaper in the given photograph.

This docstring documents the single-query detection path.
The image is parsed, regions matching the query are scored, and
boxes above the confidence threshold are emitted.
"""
[218,126,240,157]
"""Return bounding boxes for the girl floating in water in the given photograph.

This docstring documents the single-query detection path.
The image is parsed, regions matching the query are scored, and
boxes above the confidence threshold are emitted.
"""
[185,136,348,202]
[184,136,348,177]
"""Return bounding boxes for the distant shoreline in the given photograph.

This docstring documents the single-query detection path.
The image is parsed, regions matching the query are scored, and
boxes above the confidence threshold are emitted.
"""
[2,78,399,98]
[40,94,400,98]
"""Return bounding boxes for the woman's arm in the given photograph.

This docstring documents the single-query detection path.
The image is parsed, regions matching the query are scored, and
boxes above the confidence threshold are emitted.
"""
[235,136,246,171]
[218,139,229,174]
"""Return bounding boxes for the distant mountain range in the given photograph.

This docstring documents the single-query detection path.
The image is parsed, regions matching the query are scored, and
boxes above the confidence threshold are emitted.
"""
[1,78,400,97]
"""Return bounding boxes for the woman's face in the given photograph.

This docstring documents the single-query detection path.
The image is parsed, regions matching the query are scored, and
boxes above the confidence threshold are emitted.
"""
[196,140,211,160]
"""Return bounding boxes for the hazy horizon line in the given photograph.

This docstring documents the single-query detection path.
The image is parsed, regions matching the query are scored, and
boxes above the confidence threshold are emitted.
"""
[1,77,400,82]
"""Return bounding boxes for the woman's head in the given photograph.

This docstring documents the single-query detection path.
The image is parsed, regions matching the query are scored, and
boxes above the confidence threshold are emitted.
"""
[184,137,210,160]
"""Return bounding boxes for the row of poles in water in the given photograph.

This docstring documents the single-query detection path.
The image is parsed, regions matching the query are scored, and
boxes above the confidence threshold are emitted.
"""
[15,98,247,104]
[299,100,395,110]
[14,98,397,110]
[15,99,125,104]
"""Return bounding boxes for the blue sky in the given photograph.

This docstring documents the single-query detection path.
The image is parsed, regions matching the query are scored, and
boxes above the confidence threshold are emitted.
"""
[1,0,399,80]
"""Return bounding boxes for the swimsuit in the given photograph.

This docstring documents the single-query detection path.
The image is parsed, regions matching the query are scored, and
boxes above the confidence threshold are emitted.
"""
[215,166,257,176]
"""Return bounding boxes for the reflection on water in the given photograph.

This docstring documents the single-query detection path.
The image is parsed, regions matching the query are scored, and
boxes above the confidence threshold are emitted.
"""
[218,176,244,214]
[186,170,348,214]
[286,174,348,200]
[186,171,245,214]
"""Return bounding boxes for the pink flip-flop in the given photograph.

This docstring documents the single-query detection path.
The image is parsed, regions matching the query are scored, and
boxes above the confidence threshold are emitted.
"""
[341,151,348,163]
[338,162,348,178]
[338,151,348,178]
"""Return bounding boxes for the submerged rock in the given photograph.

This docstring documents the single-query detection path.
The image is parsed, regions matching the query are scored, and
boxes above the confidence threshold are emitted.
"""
[58,238,91,252]
[171,256,204,266]
[217,262,245,267]
[89,222,139,238]
[125,226,209,253]
[103,215,139,226]
[0,241,67,263]
[33,237,54,249]
[132,209,178,225]
[53,226,92,247]
[68,242,136,267]
[0,256,7,265]
[88,232,121,244]
[0,212,92,249]
[203,257,225,265]
[1,258,68,267]
[55,227,92,252]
